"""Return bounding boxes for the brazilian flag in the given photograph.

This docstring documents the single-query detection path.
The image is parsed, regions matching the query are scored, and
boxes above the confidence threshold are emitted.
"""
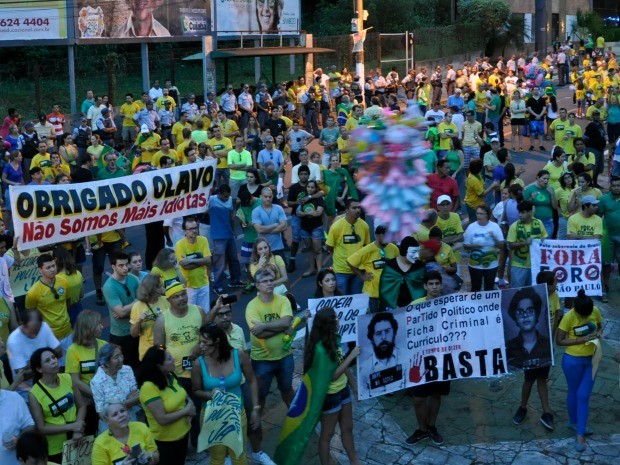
[274,342,337,465]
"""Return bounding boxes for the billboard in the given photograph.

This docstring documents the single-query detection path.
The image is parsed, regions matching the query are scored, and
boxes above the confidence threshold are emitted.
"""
[0,0,68,41]
[76,0,211,40]
[216,0,300,36]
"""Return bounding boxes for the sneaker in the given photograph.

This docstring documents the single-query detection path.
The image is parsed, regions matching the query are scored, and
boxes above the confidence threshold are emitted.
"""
[529,145,535,151]
[539,145,546,151]
[574,440,586,452]
[96,292,105,306]
[429,426,444,445]
[540,412,554,430]
[601,293,609,303]
[250,450,276,465]
[497,278,510,289]
[224,269,231,279]
[228,281,245,288]
[513,406,527,425]
[568,423,593,435]
[405,429,430,445]
[287,259,296,273]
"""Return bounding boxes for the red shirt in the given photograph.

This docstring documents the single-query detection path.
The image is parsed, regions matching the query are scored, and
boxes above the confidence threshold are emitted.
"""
[47,112,66,136]
[427,173,459,209]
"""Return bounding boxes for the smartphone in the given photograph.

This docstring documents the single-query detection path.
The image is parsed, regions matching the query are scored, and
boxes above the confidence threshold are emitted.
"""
[223,295,238,305]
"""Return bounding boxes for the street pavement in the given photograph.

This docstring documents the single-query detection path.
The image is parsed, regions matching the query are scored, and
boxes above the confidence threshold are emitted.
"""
[79,83,620,464]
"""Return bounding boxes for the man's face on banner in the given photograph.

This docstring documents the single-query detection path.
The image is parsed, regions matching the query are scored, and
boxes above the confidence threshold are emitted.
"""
[371,320,396,360]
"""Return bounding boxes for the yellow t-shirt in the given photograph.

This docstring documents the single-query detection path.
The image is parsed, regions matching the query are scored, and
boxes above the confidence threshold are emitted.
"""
[57,270,83,306]
[465,174,485,209]
[327,347,347,395]
[171,121,193,146]
[435,242,457,268]
[345,116,359,132]
[151,266,182,288]
[0,298,12,343]
[586,105,608,120]
[561,123,582,155]
[347,242,399,298]
[437,122,458,150]
[549,118,569,147]
[249,255,285,280]
[120,102,140,127]
[140,375,190,441]
[92,421,157,465]
[413,224,431,242]
[245,294,293,361]
[151,149,179,168]
[163,304,202,378]
[136,133,161,164]
[207,137,232,169]
[555,187,573,218]
[25,277,71,339]
[567,213,603,237]
[155,96,177,112]
[506,220,548,268]
[474,90,487,113]
[174,237,211,288]
[559,307,602,357]
[176,140,191,164]
[218,119,240,144]
[436,212,464,261]
[130,297,169,360]
[65,339,107,385]
[29,374,77,455]
[326,218,371,274]
[569,152,596,178]
[542,162,566,190]
[337,137,351,166]
[549,291,560,329]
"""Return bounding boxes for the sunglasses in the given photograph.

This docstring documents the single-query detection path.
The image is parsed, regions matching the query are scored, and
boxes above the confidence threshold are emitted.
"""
[120,283,131,298]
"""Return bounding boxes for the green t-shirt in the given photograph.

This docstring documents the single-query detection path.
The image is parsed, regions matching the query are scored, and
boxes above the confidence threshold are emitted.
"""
[597,193,620,236]
[488,95,501,118]
[523,184,554,219]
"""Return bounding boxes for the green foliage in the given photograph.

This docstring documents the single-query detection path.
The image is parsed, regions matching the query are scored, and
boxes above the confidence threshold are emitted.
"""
[572,9,605,40]
[303,0,440,36]
[457,0,510,35]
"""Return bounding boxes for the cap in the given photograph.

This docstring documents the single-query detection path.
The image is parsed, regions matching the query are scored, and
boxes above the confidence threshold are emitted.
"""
[80,117,87,122]
[188,93,196,98]
[101,107,110,114]
[437,195,452,205]
[581,195,599,205]
[490,137,500,143]
[25,121,34,128]
[146,100,154,105]
[375,224,387,235]
[165,282,186,299]
[140,124,150,134]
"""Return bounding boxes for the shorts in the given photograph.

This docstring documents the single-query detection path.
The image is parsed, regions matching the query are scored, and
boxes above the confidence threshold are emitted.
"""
[529,120,545,135]
[524,366,551,382]
[290,214,302,243]
[409,380,451,398]
[122,126,136,143]
[602,233,620,265]
[322,385,352,414]
[252,354,294,401]
[240,241,254,265]
[511,118,526,126]
[300,225,324,240]
[510,265,532,288]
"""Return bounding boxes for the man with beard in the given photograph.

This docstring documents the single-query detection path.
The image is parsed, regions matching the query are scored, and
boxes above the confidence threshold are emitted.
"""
[360,312,405,395]
[405,270,450,446]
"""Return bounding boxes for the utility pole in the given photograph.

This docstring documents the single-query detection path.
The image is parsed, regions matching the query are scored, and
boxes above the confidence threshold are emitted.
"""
[355,0,365,82]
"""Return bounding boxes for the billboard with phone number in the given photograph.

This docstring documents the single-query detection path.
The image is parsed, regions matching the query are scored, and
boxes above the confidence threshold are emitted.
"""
[0,0,68,41]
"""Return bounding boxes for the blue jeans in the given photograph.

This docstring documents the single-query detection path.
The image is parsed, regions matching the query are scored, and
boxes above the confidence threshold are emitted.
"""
[215,168,230,186]
[212,237,241,289]
[335,272,363,295]
[252,354,294,402]
[562,353,595,436]
[510,266,532,288]
[541,218,555,239]
[557,217,568,240]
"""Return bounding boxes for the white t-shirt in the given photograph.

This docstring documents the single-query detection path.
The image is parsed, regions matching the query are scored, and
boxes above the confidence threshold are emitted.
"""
[0,390,34,465]
[7,322,60,377]
[291,162,321,183]
[424,109,446,124]
[463,221,504,269]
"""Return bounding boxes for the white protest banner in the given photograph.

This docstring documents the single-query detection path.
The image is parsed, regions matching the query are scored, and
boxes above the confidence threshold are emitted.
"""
[198,391,244,457]
[357,290,508,400]
[61,435,95,465]
[9,249,42,297]
[10,160,216,251]
[304,294,369,343]
[530,239,602,297]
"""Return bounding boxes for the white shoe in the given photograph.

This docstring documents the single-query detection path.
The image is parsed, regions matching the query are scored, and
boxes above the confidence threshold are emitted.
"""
[250,451,276,465]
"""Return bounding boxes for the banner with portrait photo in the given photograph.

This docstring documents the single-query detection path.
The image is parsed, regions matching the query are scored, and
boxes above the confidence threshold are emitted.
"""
[76,0,211,40]
[216,0,300,36]
[304,294,369,344]
[10,161,216,251]
[0,1,68,42]
[530,239,602,297]
[500,284,553,371]
[357,290,510,400]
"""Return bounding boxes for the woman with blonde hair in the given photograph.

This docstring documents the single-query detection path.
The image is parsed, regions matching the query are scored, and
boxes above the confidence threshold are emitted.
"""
[249,237,288,294]
[65,310,106,436]
[130,273,169,360]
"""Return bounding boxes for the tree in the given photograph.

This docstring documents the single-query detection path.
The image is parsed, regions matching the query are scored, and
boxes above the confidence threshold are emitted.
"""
[570,9,604,42]
[457,0,513,55]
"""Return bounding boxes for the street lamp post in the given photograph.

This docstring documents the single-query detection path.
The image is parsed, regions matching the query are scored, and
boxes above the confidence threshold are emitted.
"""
[355,0,365,82]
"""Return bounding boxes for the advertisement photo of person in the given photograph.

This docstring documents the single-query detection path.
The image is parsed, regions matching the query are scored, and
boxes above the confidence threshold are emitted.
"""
[358,312,406,396]
[112,0,171,38]
[502,285,553,371]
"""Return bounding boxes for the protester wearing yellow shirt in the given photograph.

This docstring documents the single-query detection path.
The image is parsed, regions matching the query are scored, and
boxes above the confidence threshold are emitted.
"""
[119,93,140,150]
[208,126,233,185]
[138,346,195,463]
[437,114,458,155]
[326,200,371,294]
[134,125,161,166]
[130,273,169,360]
[347,224,399,312]
[586,100,607,120]
[174,217,211,310]
[151,139,179,167]
[25,254,72,349]
[507,201,548,287]
[345,105,364,132]
[337,126,352,168]
[171,113,193,147]
[561,113,582,155]
[567,195,603,239]
[556,290,603,452]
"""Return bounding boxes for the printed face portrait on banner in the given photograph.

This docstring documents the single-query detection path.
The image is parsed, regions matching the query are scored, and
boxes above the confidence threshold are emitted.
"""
[216,0,299,36]
[501,284,553,371]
